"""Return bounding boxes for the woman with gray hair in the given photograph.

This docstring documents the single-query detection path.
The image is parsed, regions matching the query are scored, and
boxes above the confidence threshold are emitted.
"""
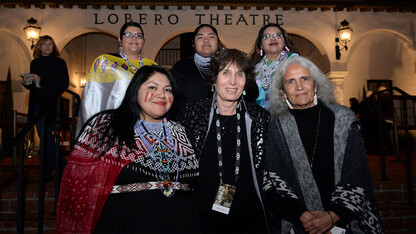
[263,56,383,233]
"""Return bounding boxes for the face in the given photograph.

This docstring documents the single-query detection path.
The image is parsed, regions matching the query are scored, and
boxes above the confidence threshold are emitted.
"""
[281,64,317,109]
[261,26,285,59]
[194,26,219,58]
[119,26,144,56]
[137,72,174,122]
[214,62,246,106]
[41,39,54,56]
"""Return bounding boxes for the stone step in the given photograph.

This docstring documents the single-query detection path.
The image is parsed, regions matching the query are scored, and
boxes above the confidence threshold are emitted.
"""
[0,190,57,232]
[378,202,416,233]
[1,190,56,214]
[0,213,56,233]
[374,181,416,203]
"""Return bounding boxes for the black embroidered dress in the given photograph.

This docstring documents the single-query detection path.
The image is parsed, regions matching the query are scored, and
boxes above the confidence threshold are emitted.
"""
[93,120,200,233]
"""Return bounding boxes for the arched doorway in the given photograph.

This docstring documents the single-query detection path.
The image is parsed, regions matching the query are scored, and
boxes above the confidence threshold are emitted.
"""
[155,32,193,68]
[346,30,416,103]
[155,32,329,74]
[289,34,330,74]
[60,32,119,94]
[59,32,118,118]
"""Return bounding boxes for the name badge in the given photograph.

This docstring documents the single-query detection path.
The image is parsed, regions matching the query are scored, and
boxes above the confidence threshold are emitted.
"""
[212,183,236,215]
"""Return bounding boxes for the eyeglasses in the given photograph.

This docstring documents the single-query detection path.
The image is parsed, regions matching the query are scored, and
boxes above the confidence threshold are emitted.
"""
[123,32,144,39]
[262,33,284,40]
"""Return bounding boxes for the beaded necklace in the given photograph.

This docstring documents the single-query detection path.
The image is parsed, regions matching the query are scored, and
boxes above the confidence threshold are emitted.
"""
[135,118,178,197]
[259,50,290,90]
[214,102,242,185]
[119,51,144,73]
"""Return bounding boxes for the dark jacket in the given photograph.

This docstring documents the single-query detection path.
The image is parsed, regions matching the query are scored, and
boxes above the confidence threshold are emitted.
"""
[170,56,212,119]
[177,96,270,198]
[23,55,69,122]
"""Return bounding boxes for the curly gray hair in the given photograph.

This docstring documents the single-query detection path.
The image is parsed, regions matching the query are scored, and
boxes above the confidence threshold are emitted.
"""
[269,56,337,118]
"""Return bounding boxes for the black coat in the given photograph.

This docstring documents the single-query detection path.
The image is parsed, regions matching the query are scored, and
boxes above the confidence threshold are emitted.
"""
[170,56,212,119]
[23,55,69,122]
[177,97,270,186]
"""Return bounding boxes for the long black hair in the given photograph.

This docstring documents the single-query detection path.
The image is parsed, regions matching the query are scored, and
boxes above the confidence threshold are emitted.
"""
[192,24,223,53]
[83,65,176,158]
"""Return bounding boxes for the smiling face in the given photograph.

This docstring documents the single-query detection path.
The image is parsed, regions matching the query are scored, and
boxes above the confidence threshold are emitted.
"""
[194,26,219,58]
[41,39,54,56]
[261,26,285,60]
[119,26,144,58]
[137,72,174,122]
[281,63,317,109]
[214,62,246,108]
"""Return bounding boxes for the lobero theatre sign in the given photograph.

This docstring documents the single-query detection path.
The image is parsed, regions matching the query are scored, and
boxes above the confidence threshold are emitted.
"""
[94,13,284,26]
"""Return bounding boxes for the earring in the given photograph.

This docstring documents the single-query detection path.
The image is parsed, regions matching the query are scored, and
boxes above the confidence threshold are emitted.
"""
[260,47,264,57]
[285,98,293,109]
[314,92,318,105]
[211,86,215,92]
[285,46,290,52]
[119,44,123,54]
[243,90,246,96]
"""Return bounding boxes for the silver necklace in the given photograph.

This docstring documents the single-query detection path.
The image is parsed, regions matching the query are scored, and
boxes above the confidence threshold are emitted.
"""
[260,51,289,90]
[308,107,321,168]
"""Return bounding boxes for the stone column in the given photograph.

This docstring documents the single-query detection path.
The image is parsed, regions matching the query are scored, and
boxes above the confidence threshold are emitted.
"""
[326,71,348,106]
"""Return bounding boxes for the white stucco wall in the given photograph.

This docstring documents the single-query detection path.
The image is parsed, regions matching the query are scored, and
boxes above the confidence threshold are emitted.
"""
[345,30,416,101]
[0,5,415,112]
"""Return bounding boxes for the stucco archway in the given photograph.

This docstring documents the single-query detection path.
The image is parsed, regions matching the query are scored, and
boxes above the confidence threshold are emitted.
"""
[344,29,416,104]
[0,30,34,113]
[60,32,119,96]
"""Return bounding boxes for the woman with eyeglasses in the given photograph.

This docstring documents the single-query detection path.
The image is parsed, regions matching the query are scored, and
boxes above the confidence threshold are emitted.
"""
[76,21,157,135]
[249,23,298,110]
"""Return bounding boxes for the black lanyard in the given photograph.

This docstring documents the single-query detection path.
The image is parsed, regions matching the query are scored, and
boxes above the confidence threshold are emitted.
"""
[214,102,242,185]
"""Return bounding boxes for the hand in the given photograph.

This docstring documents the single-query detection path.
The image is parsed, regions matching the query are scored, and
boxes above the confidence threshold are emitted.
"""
[302,210,337,234]
[300,211,316,224]
[21,75,33,85]
[32,74,41,82]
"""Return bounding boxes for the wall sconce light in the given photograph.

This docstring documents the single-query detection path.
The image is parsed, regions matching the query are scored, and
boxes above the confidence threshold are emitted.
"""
[23,17,41,49]
[335,20,353,60]
[79,73,87,88]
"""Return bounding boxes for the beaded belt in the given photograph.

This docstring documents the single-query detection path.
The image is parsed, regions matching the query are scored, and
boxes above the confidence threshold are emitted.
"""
[110,181,190,194]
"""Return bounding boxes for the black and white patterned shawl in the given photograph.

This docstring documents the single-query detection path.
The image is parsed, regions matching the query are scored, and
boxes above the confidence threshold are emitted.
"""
[263,104,384,233]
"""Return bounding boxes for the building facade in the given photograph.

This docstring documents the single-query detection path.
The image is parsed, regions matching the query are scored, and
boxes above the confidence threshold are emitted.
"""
[0,1,415,114]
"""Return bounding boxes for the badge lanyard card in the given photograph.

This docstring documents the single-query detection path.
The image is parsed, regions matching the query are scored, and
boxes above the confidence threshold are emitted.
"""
[212,103,242,215]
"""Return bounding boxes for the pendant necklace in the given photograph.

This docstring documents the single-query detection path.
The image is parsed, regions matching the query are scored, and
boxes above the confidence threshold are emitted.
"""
[308,107,322,168]
[135,119,178,197]
[260,50,289,90]
[120,51,144,73]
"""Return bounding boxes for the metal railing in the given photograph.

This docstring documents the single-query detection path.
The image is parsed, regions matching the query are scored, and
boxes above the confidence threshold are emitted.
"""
[0,88,80,233]
[370,87,415,206]
[155,48,181,67]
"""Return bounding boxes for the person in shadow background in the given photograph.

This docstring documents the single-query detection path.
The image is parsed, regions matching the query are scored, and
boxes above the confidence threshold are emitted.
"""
[22,35,69,179]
